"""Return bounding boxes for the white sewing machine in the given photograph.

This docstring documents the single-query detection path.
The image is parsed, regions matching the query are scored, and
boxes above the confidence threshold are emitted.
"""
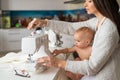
[21,33,53,74]
[22,34,49,53]
[22,33,52,61]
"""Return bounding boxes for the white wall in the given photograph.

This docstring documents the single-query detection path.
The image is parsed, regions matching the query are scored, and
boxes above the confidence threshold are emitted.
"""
[1,0,120,10]
[1,0,84,10]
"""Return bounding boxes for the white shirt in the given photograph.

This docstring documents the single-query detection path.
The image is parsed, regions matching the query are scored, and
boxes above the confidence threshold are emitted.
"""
[47,17,120,80]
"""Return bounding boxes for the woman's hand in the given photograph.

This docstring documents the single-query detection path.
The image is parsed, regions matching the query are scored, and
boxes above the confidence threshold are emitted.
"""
[27,18,47,29]
[37,56,66,69]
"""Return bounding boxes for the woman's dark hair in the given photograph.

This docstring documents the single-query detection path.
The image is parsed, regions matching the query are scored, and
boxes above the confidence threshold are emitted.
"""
[93,0,120,36]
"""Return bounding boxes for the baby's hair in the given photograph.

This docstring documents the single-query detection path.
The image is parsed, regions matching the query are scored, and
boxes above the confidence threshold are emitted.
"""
[75,27,95,40]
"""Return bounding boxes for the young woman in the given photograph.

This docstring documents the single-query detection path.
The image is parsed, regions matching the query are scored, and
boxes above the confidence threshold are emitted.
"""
[27,0,120,80]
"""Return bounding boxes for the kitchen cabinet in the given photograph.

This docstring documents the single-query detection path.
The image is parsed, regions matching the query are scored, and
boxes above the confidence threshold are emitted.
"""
[0,28,34,52]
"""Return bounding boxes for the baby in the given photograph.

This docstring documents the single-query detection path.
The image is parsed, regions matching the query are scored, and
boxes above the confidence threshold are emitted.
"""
[52,27,95,80]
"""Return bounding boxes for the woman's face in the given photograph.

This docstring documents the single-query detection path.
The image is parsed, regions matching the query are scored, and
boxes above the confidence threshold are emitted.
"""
[84,0,98,14]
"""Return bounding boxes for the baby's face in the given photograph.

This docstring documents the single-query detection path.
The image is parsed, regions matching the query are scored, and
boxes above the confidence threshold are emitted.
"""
[74,32,91,48]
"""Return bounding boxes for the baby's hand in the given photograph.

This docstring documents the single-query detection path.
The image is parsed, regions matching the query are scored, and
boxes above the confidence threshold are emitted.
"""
[52,49,60,56]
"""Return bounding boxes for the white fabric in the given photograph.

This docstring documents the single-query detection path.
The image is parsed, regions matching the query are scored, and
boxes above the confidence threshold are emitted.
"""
[0,52,28,64]
[45,29,74,48]
[45,29,57,47]
[0,45,50,73]
[60,33,74,48]
[46,18,120,80]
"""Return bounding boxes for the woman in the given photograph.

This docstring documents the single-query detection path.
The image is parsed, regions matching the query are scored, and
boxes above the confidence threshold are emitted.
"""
[27,0,120,80]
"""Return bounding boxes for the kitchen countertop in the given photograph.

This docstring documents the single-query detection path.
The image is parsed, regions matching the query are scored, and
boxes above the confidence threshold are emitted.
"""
[0,51,61,80]
[0,63,60,80]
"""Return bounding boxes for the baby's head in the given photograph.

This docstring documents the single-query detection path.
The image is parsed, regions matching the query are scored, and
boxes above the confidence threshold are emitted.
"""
[74,27,95,48]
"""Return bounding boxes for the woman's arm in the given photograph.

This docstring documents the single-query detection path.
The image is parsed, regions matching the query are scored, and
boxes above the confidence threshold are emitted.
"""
[27,17,97,35]
[46,18,97,35]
